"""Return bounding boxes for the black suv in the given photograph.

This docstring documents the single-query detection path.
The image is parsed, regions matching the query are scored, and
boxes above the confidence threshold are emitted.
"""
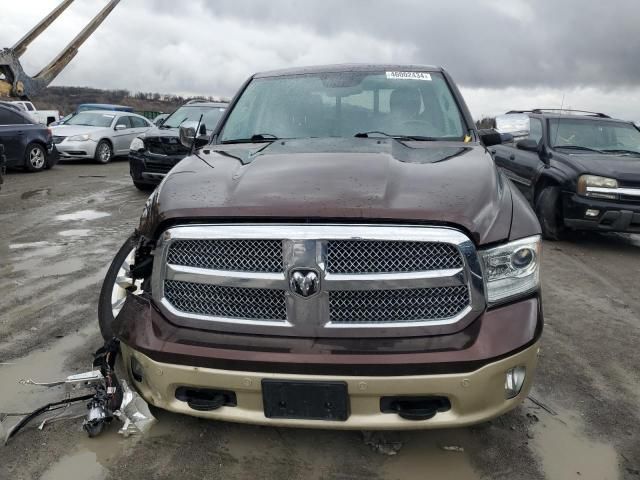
[128,100,227,190]
[492,109,640,238]
[0,102,58,172]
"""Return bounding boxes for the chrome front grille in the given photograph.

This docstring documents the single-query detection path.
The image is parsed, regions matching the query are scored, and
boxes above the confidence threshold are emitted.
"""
[164,280,287,320]
[329,286,470,323]
[167,239,283,272]
[153,225,485,338]
[326,240,462,273]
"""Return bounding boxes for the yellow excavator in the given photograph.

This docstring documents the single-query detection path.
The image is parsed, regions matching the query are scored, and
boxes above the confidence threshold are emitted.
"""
[0,0,120,100]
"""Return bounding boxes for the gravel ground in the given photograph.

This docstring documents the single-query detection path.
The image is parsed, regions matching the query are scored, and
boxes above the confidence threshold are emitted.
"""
[0,160,638,480]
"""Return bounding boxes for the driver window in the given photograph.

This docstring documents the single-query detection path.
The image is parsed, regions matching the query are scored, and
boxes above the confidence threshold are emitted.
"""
[117,116,132,129]
[528,118,543,143]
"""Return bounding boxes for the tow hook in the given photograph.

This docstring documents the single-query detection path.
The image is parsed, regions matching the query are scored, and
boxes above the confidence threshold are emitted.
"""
[380,396,451,421]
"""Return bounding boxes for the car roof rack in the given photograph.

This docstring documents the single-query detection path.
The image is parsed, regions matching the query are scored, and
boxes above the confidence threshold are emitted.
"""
[506,109,611,118]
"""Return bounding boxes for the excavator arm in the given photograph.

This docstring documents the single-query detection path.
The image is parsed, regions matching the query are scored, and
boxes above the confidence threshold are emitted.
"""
[0,0,120,99]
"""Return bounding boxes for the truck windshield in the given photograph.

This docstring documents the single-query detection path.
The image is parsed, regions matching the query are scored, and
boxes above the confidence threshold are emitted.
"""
[162,105,226,129]
[550,118,640,155]
[65,112,115,127]
[220,71,466,142]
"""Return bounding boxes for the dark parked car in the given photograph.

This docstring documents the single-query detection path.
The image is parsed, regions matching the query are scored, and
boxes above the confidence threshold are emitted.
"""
[493,109,640,238]
[101,64,542,430]
[0,102,58,172]
[128,100,227,190]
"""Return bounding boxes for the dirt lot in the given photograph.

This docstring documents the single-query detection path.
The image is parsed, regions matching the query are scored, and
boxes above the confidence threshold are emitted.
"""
[0,160,638,480]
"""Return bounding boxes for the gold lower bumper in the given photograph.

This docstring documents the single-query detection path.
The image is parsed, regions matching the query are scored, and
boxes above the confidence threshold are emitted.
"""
[121,343,539,430]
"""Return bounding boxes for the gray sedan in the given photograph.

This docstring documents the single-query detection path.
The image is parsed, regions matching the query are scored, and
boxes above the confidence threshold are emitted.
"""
[51,111,152,163]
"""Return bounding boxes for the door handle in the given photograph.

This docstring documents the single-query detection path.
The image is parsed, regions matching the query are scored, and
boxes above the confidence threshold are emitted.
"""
[509,154,515,160]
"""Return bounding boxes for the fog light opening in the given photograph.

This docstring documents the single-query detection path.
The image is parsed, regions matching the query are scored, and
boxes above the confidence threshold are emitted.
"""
[585,209,600,218]
[505,366,526,399]
[131,357,144,383]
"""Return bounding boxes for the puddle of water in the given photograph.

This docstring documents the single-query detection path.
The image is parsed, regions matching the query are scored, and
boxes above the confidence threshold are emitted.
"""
[55,210,111,222]
[381,430,479,480]
[0,325,97,413]
[21,188,51,200]
[58,229,92,238]
[533,411,619,480]
[9,241,52,250]
[40,450,108,480]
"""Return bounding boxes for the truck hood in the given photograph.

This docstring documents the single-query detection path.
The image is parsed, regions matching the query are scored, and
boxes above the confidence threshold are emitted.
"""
[141,138,514,245]
[561,152,640,183]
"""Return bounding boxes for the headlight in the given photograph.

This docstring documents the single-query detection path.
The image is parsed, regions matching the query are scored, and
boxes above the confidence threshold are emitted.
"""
[130,137,145,151]
[480,235,541,306]
[68,134,91,142]
[577,175,618,199]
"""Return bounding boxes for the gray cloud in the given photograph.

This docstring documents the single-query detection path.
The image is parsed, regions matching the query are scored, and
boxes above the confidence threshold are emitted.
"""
[1,0,639,119]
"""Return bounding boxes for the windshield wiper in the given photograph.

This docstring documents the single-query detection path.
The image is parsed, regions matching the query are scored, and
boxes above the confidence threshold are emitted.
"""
[354,131,437,141]
[554,145,604,153]
[600,149,640,156]
[221,133,279,144]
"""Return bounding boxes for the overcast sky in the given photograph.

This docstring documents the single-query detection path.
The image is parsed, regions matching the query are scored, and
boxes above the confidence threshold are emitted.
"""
[2,0,639,120]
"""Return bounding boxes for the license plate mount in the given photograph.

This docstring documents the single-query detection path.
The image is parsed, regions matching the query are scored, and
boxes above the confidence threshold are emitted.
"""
[262,380,350,421]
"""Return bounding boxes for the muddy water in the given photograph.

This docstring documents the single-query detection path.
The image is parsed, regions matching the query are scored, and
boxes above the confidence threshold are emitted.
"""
[532,407,619,480]
[381,430,478,480]
[40,429,129,480]
[0,324,97,413]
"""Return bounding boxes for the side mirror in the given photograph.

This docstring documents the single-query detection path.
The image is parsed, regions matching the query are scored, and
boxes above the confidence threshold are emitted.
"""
[179,125,196,149]
[479,130,513,147]
[115,124,127,131]
[516,139,540,152]
[179,123,208,150]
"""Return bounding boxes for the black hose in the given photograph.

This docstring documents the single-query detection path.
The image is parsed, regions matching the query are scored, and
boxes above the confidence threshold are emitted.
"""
[4,393,94,445]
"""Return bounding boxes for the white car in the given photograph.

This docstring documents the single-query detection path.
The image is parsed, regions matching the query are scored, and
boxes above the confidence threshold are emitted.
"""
[51,111,152,163]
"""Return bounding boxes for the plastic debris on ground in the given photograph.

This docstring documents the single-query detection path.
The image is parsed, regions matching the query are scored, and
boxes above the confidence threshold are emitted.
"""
[2,338,155,444]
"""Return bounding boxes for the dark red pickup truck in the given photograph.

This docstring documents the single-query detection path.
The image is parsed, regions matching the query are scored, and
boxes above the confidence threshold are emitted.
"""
[100,64,543,429]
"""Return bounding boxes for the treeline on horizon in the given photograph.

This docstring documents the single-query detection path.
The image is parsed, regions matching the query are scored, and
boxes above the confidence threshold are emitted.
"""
[30,86,229,115]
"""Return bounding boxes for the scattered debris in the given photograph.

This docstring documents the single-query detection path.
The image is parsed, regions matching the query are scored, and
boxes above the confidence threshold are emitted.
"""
[441,445,465,452]
[362,431,403,456]
[526,412,540,423]
[2,338,155,444]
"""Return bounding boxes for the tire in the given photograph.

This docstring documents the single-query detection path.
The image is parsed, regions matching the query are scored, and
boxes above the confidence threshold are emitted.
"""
[133,180,155,191]
[535,186,566,240]
[94,140,113,164]
[24,143,46,172]
[98,234,140,340]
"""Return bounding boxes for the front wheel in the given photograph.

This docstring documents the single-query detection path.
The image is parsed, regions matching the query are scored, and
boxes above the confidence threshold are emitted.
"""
[98,234,142,340]
[133,180,155,191]
[535,186,566,240]
[24,143,46,172]
[94,140,113,164]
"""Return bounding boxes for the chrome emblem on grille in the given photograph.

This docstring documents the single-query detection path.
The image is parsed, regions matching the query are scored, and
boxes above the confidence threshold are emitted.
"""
[289,269,320,298]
